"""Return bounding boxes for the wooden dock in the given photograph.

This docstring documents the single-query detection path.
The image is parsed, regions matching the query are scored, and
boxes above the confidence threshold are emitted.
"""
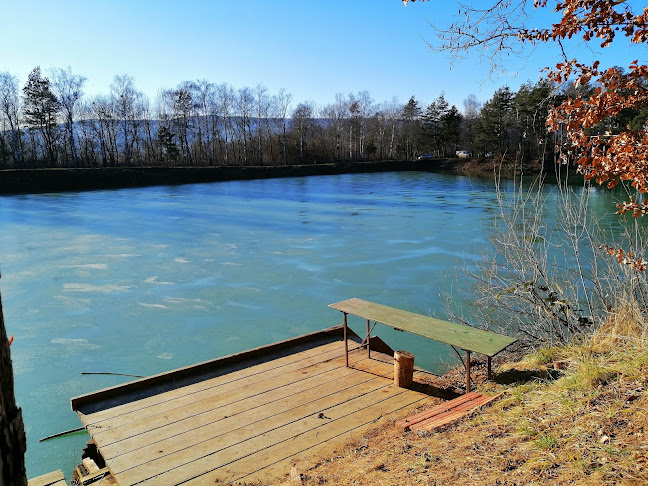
[27,470,66,486]
[71,326,434,485]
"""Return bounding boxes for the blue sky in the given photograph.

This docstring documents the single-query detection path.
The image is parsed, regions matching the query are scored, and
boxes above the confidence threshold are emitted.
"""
[0,0,644,112]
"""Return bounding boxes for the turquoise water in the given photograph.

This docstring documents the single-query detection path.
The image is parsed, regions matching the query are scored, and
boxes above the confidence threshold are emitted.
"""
[0,171,621,478]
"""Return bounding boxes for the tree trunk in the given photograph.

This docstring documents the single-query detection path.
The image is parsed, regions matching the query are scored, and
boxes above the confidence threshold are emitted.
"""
[0,275,28,486]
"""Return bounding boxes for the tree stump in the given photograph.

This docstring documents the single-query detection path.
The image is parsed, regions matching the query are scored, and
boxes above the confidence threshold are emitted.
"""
[394,350,414,388]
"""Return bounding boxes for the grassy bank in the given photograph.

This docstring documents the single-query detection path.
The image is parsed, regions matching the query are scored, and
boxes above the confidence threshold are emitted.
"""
[274,306,648,485]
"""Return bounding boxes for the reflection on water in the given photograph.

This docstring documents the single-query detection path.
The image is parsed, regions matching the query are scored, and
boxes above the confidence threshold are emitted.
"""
[0,171,624,477]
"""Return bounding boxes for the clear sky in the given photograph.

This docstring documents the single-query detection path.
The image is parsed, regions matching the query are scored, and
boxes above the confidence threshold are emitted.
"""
[0,0,644,113]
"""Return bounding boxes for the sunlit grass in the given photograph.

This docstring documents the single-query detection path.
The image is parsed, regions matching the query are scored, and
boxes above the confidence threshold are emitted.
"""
[287,302,648,486]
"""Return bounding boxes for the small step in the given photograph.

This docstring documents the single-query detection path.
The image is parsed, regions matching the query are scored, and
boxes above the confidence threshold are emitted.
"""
[398,392,502,432]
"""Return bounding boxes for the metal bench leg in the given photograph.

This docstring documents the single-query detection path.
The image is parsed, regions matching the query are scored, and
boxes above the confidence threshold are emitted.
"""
[366,319,371,358]
[343,312,348,367]
[466,351,471,393]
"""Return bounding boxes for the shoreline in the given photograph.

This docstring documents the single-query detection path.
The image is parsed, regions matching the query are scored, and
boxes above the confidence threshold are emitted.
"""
[0,158,539,195]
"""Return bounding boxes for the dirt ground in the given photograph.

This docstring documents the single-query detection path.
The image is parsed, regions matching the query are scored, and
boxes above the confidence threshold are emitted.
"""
[262,345,648,486]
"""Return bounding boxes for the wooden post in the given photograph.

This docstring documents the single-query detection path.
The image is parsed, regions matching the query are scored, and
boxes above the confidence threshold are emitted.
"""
[366,319,370,358]
[487,356,492,380]
[465,351,471,393]
[394,351,414,388]
[343,312,348,367]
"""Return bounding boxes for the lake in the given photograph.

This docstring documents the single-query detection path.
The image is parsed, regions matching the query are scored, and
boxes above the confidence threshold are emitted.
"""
[0,170,622,478]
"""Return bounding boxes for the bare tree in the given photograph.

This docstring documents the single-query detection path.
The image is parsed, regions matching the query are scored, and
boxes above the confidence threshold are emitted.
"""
[236,87,253,165]
[89,94,118,167]
[163,82,197,166]
[380,97,401,159]
[254,83,269,165]
[217,83,235,165]
[137,96,157,165]
[355,90,373,160]
[291,101,314,162]
[274,88,292,165]
[50,66,86,165]
[0,72,23,167]
[412,0,539,75]
[194,80,217,166]
[464,174,648,344]
[110,74,142,165]
[323,93,347,161]
[461,94,481,153]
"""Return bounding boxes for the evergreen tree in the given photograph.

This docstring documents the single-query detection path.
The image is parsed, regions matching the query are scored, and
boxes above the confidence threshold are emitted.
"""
[441,105,463,156]
[476,86,514,154]
[421,95,446,156]
[157,123,180,163]
[23,67,59,166]
[401,96,422,160]
[514,80,555,161]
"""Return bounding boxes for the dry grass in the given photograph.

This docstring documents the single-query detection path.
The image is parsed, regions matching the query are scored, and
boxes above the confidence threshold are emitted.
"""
[267,306,648,486]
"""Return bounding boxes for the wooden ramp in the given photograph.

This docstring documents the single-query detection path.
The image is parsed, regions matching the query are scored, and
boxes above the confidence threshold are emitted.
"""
[71,326,432,485]
[397,391,503,432]
[28,470,66,486]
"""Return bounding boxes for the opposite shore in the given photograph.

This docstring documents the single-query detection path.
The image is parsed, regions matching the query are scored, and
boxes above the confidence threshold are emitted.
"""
[0,157,548,195]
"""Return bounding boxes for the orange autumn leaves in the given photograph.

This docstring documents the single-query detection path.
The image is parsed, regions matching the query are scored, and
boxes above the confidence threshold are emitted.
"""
[536,2,648,269]
[405,0,648,269]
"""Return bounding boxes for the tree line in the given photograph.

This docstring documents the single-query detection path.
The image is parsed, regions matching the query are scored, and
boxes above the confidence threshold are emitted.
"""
[0,65,638,169]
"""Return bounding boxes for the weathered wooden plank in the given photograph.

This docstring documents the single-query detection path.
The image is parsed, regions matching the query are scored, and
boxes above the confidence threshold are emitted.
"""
[74,332,437,485]
[81,339,347,428]
[72,325,350,413]
[128,382,427,485]
[27,470,66,486]
[87,344,367,444]
[411,393,503,431]
[98,354,382,460]
[397,391,482,428]
[330,298,517,356]
[107,368,393,477]
[200,388,429,484]
[406,393,487,431]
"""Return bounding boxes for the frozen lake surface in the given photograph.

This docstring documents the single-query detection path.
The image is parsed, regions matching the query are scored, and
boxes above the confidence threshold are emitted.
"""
[0,170,620,477]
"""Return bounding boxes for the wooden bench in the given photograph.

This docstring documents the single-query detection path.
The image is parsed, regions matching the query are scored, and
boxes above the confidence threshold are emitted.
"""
[329,298,517,392]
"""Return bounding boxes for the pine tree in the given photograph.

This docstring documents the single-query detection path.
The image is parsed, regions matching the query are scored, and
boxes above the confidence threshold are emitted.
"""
[23,67,59,166]
[476,86,514,154]
[441,105,463,156]
[401,96,422,160]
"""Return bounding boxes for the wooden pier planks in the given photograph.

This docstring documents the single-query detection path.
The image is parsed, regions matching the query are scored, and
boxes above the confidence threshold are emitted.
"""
[76,333,430,485]
[80,339,344,428]
[27,470,66,486]
[230,390,425,485]
[397,392,503,432]
[104,360,391,475]
[83,342,347,438]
